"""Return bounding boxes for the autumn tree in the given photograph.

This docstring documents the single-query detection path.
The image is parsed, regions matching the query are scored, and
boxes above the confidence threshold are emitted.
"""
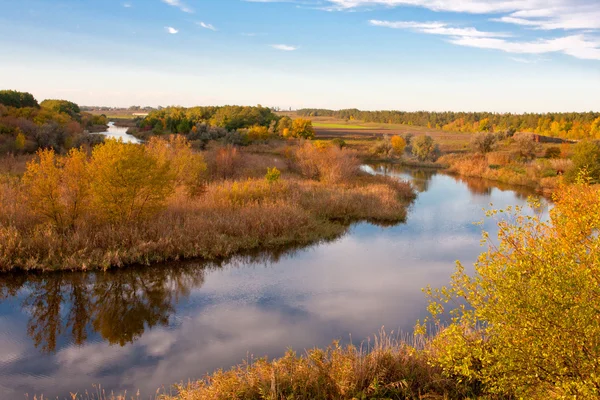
[0,90,39,108]
[88,140,175,223]
[412,135,440,161]
[147,135,206,194]
[422,181,600,398]
[22,148,90,231]
[291,118,315,139]
[591,117,600,139]
[40,99,81,118]
[470,132,497,154]
[514,132,540,159]
[277,116,292,136]
[14,130,26,151]
[390,135,407,156]
[566,140,600,183]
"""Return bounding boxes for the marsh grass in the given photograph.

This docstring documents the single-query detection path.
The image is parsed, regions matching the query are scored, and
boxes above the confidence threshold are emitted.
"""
[439,153,563,192]
[162,330,480,400]
[0,172,414,271]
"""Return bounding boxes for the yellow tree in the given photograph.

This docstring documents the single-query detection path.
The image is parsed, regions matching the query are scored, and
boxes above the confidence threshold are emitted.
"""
[23,149,64,229]
[591,117,600,139]
[89,140,175,223]
[390,135,406,156]
[22,148,90,231]
[291,118,315,139]
[423,181,600,398]
[147,135,206,194]
[14,129,26,151]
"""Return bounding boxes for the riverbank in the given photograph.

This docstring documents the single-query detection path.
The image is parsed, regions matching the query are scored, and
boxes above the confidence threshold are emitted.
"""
[164,331,480,400]
[0,141,415,272]
[438,153,562,194]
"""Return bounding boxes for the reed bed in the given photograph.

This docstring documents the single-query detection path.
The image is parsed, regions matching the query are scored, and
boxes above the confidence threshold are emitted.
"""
[0,175,414,271]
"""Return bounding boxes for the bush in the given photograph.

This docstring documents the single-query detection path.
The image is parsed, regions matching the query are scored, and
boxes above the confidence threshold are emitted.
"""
[265,167,281,183]
[22,148,90,231]
[566,140,600,183]
[212,145,243,179]
[513,132,540,159]
[370,137,393,158]
[423,182,600,397]
[295,142,359,183]
[291,118,315,139]
[544,146,561,158]
[390,135,407,156]
[412,135,440,162]
[331,138,346,149]
[89,140,175,223]
[470,132,497,154]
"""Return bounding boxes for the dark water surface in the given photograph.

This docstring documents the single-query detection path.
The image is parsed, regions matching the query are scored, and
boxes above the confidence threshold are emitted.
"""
[0,166,549,398]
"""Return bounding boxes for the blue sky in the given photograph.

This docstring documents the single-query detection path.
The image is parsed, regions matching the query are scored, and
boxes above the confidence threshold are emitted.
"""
[0,0,598,112]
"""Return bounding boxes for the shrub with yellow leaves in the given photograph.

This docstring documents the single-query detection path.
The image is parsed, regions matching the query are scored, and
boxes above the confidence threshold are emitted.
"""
[421,178,600,398]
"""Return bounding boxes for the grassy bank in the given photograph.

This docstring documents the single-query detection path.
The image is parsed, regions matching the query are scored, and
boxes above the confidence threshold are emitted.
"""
[162,331,480,400]
[0,140,415,272]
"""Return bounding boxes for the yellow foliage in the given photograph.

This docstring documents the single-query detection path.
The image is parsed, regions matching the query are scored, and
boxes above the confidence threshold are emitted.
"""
[425,181,600,398]
[390,135,406,156]
[291,118,315,139]
[147,135,206,194]
[22,148,90,231]
[88,140,175,223]
[14,130,26,151]
[246,125,270,141]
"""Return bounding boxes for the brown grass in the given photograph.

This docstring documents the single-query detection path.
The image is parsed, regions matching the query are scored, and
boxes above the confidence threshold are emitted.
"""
[161,330,478,400]
[0,171,414,271]
[439,153,562,192]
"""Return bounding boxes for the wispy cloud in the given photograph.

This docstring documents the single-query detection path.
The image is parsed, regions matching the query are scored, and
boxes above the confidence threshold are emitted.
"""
[372,18,600,60]
[369,20,510,38]
[271,44,298,51]
[449,35,600,61]
[122,2,132,8]
[197,21,217,31]
[161,0,193,13]
[330,0,600,30]
[165,26,179,34]
[360,0,600,62]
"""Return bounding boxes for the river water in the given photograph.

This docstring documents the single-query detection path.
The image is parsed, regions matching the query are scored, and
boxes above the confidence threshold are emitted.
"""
[0,166,549,398]
[92,121,140,143]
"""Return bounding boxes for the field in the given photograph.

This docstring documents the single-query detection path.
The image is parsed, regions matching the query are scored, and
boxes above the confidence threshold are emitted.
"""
[85,109,146,120]
[278,113,472,153]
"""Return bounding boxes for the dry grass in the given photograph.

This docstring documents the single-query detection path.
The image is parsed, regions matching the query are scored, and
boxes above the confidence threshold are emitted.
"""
[161,330,479,400]
[0,169,414,271]
[439,153,563,192]
[294,142,361,183]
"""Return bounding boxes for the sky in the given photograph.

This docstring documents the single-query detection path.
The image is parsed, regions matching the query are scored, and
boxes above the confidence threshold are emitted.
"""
[0,0,598,112]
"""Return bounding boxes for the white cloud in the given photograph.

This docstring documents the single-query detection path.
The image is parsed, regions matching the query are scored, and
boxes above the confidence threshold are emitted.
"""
[122,2,132,8]
[165,26,179,34]
[449,34,600,60]
[271,44,298,51]
[161,0,193,13]
[197,21,217,31]
[369,20,511,38]
[328,1,600,30]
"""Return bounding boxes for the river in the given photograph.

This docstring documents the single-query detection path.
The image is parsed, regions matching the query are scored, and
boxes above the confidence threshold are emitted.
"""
[92,121,140,143]
[0,166,549,398]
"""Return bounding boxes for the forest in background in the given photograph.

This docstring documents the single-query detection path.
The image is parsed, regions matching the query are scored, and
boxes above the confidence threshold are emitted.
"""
[298,108,600,139]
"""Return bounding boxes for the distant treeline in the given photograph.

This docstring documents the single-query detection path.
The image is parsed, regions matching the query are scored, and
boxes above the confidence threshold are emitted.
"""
[140,105,280,133]
[136,106,314,145]
[0,90,107,154]
[298,108,600,139]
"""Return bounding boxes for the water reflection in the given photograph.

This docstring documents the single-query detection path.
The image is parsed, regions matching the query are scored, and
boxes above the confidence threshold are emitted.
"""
[0,166,550,398]
[92,122,141,143]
